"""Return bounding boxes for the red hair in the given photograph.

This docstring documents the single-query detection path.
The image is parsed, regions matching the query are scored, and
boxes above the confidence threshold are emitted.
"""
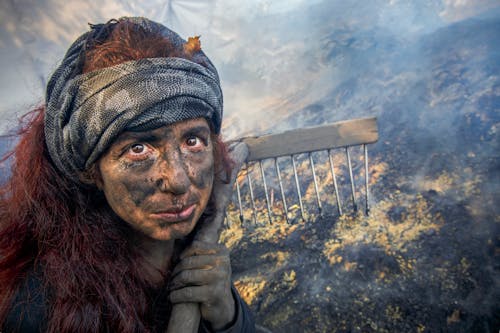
[0,19,231,332]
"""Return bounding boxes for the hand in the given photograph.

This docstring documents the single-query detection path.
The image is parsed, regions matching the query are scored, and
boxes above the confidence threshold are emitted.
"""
[169,240,235,330]
[167,141,248,331]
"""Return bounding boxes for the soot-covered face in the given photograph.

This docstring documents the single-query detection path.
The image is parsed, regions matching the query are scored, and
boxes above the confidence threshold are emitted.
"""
[96,118,214,241]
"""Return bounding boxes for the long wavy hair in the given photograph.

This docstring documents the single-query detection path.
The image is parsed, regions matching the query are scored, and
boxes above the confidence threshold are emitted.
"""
[0,19,232,332]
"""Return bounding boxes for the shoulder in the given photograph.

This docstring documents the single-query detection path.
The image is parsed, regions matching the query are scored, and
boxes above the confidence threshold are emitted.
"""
[2,270,48,333]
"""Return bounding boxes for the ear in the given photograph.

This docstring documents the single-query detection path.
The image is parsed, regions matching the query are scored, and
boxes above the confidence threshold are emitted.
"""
[94,166,104,190]
[79,164,104,189]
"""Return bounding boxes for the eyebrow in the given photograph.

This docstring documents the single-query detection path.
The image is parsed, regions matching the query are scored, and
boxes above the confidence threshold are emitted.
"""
[182,125,211,137]
[112,124,211,145]
[113,131,167,145]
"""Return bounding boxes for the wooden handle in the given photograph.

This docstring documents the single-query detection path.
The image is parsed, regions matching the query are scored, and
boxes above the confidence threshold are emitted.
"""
[242,117,378,161]
[165,213,223,333]
[166,303,200,333]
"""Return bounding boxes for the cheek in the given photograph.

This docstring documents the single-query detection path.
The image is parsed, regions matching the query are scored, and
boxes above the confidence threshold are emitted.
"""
[122,177,156,207]
[101,178,136,214]
[187,153,215,190]
[101,159,156,207]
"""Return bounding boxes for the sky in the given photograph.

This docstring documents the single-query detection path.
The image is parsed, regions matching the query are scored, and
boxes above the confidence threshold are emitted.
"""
[0,0,498,136]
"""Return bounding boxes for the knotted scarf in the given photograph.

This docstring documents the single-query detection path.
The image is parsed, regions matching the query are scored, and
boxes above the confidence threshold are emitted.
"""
[44,17,223,181]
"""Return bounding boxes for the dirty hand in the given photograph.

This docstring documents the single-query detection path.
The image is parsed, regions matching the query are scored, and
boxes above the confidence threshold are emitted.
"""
[169,141,248,330]
[169,240,234,330]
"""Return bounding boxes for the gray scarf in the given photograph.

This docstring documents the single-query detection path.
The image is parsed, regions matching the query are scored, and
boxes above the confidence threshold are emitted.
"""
[44,17,223,181]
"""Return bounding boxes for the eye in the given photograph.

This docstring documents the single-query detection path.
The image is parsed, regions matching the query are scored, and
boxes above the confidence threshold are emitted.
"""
[184,136,206,152]
[186,137,200,146]
[124,143,152,160]
[131,144,145,154]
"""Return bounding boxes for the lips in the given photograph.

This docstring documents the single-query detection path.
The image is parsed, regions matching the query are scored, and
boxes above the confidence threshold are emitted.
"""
[149,204,197,223]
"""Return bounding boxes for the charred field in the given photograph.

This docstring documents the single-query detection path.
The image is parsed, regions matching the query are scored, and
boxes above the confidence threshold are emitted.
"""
[221,12,499,333]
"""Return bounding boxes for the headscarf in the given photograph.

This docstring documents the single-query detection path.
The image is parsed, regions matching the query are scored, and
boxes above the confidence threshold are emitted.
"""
[44,17,223,180]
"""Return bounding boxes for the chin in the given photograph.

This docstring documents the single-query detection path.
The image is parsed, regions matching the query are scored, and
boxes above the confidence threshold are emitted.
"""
[149,219,197,241]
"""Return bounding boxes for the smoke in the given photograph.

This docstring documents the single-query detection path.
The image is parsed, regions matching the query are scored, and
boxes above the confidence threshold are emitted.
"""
[0,1,498,331]
[214,0,447,137]
[2,0,498,135]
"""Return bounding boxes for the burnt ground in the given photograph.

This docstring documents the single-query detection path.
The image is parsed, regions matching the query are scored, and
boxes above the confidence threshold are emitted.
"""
[220,15,500,332]
[221,106,499,332]
[223,185,498,333]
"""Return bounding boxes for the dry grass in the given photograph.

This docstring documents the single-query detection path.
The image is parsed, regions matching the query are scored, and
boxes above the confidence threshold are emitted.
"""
[234,275,267,306]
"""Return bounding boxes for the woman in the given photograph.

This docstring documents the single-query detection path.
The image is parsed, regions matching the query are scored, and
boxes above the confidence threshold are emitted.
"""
[0,17,254,332]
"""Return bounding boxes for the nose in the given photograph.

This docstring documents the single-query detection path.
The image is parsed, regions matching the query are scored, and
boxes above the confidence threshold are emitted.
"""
[155,153,191,195]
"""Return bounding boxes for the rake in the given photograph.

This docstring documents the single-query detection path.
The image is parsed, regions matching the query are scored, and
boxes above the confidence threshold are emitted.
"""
[167,117,378,333]
[229,117,379,224]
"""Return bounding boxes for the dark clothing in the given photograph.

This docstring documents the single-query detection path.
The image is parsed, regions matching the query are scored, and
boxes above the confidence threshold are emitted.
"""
[3,271,255,333]
[198,286,255,333]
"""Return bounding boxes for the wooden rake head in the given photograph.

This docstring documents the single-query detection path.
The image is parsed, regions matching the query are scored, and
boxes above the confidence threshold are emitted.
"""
[228,117,379,224]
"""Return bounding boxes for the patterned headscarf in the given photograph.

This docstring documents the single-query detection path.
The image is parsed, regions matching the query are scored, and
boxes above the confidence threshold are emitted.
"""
[44,17,223,180]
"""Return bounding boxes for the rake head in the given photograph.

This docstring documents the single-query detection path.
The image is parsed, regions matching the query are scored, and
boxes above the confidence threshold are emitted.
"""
[227,117,379,225]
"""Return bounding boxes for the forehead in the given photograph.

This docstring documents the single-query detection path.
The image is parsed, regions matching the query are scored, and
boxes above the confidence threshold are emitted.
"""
[115,117,211,143]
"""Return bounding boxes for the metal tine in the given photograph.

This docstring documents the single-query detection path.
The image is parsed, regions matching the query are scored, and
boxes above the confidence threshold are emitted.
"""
[274,157,290,224]
[308,152,323,216]
[364,144,370,215]
[291,154,306,221]
[345,147,358,212]
[224,211,229,227]
[235,179,244,223]
[328,149,343,216]
[245,163,258,224]
[259,160,273,224]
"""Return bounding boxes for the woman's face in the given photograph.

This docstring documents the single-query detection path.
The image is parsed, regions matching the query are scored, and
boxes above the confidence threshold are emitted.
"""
[96,118,214,241]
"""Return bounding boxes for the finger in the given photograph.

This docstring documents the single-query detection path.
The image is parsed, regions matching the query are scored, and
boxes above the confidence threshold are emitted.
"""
[169,286,212,304]
[172,254,230,277]
[179,241,228,260]
[169,268,225,291]
[173,255,215,275]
